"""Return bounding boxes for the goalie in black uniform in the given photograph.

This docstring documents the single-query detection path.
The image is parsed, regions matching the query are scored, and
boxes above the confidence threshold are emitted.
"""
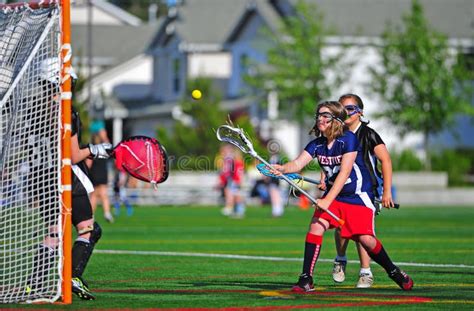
[27,58,112,300]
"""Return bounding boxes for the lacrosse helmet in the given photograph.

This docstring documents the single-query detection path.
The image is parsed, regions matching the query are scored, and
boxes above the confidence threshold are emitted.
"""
[40,57,60,85]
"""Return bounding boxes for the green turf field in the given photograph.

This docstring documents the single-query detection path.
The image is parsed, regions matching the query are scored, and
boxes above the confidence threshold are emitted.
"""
[5,205,474,310]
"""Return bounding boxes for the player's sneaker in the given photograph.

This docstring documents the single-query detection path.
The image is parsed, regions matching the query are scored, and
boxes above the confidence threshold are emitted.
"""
[24,283,44,297]
[104,212,114,223]
[356,273,374,288]
[221,207,233,216]
[332,260,347,283]
[389,268,413,291]
[291,273,315,292]
[72,277,95,300]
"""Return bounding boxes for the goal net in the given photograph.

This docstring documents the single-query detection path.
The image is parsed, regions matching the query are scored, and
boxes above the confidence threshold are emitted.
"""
[0,1,67,303]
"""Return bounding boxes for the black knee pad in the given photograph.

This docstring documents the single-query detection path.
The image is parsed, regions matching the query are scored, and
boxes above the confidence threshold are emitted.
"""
[90,221,102,245]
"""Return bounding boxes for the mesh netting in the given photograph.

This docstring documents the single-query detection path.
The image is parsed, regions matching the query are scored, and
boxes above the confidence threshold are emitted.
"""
[216,125,254,155]
[0,3,62,303]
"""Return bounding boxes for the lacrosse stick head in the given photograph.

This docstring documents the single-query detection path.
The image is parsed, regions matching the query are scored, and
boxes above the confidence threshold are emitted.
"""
[112,136,169,188]
[216,125,256,156]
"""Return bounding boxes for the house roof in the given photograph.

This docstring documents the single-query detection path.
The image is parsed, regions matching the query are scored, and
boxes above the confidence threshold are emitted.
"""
[71,0,143,26]
[288,0,473,39]
[227,1,284,43]
[71,24,158,67]
[148,0,256,52]
[150,0,472,52]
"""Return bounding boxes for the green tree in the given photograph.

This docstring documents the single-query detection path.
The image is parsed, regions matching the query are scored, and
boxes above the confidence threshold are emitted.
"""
[246,0,350,122]
[157,78,265,170]
[368,0,474,169]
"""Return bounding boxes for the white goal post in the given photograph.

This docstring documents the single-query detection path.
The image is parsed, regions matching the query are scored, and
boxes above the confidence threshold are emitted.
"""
[0,0,72,304]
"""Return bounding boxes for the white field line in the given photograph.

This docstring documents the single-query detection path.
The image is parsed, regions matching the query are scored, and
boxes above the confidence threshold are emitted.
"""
[94,249,474,269]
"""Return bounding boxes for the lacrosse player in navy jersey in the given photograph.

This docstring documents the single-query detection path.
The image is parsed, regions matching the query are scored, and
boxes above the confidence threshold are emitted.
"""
[271,101,412,292]
[327,94,395,288]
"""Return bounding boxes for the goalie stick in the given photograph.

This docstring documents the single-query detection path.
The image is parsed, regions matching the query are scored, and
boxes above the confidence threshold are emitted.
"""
[216,124,344,226]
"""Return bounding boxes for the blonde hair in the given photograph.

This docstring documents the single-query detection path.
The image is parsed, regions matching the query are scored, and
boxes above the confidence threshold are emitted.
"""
[309,101,347,141]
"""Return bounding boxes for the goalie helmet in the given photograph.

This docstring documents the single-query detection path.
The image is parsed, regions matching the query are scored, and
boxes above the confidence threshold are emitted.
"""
[40,57,78,90]
[39,57,60,85]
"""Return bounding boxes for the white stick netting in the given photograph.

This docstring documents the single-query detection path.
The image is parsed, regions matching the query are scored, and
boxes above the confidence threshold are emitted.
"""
[216,125,255,155]
[0,3,62,303]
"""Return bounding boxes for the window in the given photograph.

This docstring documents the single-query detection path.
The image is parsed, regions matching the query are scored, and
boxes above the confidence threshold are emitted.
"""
[240,54,249,75]
[173,58,180,94]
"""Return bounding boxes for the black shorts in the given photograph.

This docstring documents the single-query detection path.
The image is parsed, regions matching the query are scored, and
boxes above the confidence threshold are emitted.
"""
[72,194,93,226]
[90,159,108,186]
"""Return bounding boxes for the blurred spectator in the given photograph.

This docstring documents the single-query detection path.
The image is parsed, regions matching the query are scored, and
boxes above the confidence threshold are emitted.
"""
[249,160,270,204]
[267,153,284,217]
[87,120,113,223]
[113,167,134,216]
[216,145,246,218]
[249,156,285,217]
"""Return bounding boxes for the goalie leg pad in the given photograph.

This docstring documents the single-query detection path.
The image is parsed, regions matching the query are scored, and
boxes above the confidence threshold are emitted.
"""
[72,222,101,278]
[72,238,93,278]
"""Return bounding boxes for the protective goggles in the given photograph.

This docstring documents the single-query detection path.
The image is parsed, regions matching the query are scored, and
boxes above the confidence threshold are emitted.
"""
[344,104,362,116]
[315,112,344,124]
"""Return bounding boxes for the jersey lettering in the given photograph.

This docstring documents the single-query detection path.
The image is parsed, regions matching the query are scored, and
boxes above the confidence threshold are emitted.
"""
[317,155,342,165]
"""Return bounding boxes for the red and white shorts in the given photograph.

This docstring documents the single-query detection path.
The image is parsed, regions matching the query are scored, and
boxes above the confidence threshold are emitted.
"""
[313,200,375,239]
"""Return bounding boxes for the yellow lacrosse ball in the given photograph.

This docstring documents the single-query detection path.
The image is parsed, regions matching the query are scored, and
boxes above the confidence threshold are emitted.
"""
[191,89,202,100]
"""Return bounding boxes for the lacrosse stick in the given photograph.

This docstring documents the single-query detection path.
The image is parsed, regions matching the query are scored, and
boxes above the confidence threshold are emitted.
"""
[257,162,399,210]
[110,136,169,189]
[256,163,321,185]
[216,125,344,226]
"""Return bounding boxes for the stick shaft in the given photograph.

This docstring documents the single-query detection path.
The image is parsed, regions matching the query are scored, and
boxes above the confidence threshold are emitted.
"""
[300,176,320,185]
[254,155,343,225]
[374,198,400,209]
[297,175,400,209]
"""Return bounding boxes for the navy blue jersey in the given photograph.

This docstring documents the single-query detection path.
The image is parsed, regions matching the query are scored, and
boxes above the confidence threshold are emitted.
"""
[304,131,374,207]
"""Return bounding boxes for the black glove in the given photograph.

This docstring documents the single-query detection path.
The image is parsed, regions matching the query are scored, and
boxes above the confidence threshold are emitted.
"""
[88,143,113,159]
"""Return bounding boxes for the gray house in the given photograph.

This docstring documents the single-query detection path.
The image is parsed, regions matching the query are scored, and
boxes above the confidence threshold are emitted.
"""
[119,0,267,139]
[96,0,473,155]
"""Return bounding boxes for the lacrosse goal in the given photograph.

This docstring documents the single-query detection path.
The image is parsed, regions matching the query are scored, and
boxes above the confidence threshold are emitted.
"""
[0,0,72,304]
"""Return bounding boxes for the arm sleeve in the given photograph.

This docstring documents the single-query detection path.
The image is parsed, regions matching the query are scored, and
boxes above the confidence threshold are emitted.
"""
[343,131,359,154]
[367,128,385,153]
[304,139,319,158]
[71,108,80,137]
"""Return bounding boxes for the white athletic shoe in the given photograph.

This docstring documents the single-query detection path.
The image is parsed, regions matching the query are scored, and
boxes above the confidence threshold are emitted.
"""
[104,212,114,223]
[221,207,233,216]
[356,273,374,288]
[332,260,347,283]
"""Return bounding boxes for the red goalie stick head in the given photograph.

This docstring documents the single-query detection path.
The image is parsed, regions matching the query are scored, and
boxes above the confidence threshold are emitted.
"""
[112,136,169,188]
